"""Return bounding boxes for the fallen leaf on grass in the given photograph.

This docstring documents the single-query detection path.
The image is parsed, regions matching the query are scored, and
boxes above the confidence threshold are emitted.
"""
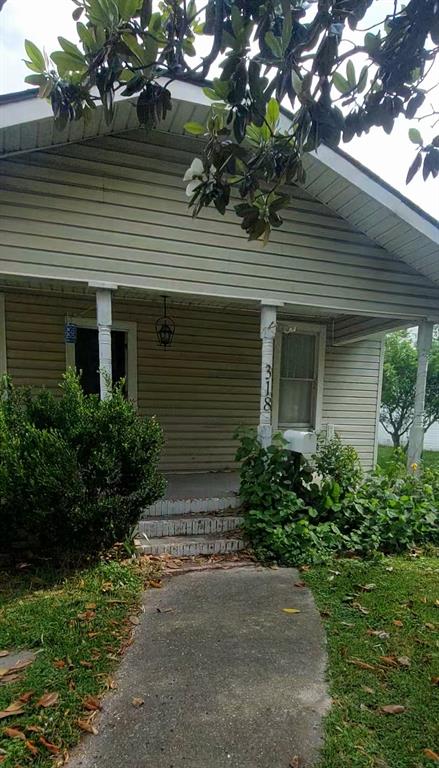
[18,692,33,703]
[348,658,377,671]
[0,700,26,719]
[85,602,97,610]
[53,659,66,669]
[37,692,59,708]
[367,630,389,639]
[379,656,399,667]
[359,583,376,592]
[26,725,43,734]
[25,740,38,756]
[423,749,439,762]
[397,656,411,667]
[393,620,403,627]
[362,686,375,694]
[132,698,144,707]
[39,736,61,754]
[282,608,301,614]
[0,652,8,658]
[148,580,162,589]
[352,602,369,615]
[129,615,140,625]
[425,623,436,630]
[77,718,98,735]
[3,727,26,740]
[379,704,405,715]
[79,660,93,668]
[83,696,101,712]
[431,676,439,686]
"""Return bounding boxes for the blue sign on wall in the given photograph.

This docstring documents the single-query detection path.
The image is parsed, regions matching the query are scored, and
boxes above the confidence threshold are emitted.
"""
[64,323,77,343]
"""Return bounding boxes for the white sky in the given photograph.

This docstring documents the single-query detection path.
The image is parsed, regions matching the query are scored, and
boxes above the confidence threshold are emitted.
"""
[0,0,438,219]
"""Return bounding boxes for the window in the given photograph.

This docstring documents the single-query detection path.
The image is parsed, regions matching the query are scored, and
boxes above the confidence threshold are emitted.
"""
[274,324,325,429]
[65,318,138,405]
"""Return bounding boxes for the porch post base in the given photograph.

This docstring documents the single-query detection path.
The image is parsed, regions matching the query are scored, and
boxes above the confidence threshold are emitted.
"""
[258,423,273,449]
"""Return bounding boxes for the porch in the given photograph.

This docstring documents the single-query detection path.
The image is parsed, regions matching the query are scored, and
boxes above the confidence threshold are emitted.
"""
[0,276,434,476]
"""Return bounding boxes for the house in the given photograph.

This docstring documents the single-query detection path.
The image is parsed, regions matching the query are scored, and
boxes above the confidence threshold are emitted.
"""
[1,81,438,498]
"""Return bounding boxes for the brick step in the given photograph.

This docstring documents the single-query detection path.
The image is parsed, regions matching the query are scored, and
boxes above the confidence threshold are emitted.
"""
[141,496,240,517]
[136,534,245,557]
[138,515,244,538]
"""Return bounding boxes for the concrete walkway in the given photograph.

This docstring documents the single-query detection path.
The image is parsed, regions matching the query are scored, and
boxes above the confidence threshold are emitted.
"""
[68,567,330,768]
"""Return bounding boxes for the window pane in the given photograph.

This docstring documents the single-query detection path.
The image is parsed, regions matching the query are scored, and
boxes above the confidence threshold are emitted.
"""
[279,380,313,425]
[281,333,316,379]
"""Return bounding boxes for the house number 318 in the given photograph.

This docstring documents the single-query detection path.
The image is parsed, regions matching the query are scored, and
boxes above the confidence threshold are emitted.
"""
[264,364,272,412]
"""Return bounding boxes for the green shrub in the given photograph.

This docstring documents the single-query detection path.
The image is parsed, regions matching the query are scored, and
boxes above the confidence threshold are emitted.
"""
[313,432,362,495]
[0,372,165,560]
[235,429,438,565]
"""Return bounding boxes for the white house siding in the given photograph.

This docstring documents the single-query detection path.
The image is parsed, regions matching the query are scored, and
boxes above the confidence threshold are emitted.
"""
[322,339,384,468]
[3,290,382,471]
[378,422,439,451]
[1,130,439,318]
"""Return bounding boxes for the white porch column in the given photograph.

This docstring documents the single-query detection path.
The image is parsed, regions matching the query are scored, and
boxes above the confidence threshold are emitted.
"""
[407,321,434,471]
[258,303,278,448]
[95,287,113,400]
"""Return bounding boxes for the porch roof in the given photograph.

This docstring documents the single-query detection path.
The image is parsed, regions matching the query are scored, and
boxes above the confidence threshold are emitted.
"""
[0,80,437,289]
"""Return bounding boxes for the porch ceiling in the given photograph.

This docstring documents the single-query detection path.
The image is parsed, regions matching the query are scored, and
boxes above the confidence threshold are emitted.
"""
[1,81,437,290]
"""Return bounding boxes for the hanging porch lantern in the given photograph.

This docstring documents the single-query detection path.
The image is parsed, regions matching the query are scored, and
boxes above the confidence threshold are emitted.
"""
[155,295,175,349]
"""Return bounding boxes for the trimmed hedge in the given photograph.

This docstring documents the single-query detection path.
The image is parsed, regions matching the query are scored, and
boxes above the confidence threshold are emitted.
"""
[0,372,165,560]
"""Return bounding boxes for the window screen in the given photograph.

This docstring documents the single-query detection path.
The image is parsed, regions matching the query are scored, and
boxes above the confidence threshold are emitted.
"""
[278,332,317,426]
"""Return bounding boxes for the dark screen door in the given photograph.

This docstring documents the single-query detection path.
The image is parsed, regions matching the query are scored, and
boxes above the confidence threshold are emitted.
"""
[75,328,126,396]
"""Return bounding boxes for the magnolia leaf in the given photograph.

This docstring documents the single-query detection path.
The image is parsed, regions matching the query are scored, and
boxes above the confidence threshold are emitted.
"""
[332,72,350,94]
[346,60,356,87]
[37,692,59,708]
[265,31,283,58]
[266,98,280,128]
[380,704,405,715]
[282,608,301,614]
[83,695,102,711]
[132,697,145,707]
[423,749,439,762]
[0,700,26,719]
[77,718,98,735]
[408,127,423,145]
[406,152,422,183]
[184,122,205,136]
[24,40,45,71]
[39,736,61,754]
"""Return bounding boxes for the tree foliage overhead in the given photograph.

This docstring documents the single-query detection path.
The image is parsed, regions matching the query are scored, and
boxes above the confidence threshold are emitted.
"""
[381,330,439,448]
[24,0,439,242]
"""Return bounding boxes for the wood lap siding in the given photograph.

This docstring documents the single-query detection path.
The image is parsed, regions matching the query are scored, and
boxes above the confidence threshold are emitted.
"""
[1,131,439,316]
[4,292,260,472]
[322,339,384,469]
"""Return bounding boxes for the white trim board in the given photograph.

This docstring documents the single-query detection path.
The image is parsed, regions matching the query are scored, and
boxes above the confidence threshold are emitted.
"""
[65,316,138,406]
[0,294,6,375]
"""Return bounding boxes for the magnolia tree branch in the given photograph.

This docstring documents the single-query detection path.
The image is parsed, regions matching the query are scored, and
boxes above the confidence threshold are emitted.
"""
[23,0,439,243]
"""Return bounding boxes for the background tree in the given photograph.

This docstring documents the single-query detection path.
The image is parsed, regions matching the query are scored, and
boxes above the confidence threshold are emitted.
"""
[23,0,439,242]
[381,330,439,448]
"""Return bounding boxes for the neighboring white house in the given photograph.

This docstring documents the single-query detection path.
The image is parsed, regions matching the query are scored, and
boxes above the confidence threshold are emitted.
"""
[379,422,439,451]
[0,81,439,474]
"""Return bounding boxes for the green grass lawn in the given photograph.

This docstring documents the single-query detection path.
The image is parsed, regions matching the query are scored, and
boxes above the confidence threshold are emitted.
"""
[305,556,439,768]
[0,558,158,767]
[377,445,439,470]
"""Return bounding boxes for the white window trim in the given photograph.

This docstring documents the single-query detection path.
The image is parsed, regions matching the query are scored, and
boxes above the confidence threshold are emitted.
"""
[0,294,6,375]
[272,320,326,432]
[65,316,138,407]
